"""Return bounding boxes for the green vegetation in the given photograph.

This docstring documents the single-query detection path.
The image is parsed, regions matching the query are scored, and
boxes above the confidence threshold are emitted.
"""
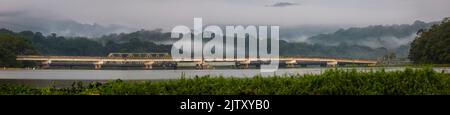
[409,18,450,64]
[0,29,37,67]
[279,41,389,59]
[17,30,171,56]
[1,68,450,95]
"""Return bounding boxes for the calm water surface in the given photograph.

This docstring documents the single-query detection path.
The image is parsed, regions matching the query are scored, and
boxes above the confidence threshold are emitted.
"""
[1,67,449,80]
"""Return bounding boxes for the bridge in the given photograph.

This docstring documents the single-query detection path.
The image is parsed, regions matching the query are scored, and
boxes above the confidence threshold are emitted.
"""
[16,53,378,69]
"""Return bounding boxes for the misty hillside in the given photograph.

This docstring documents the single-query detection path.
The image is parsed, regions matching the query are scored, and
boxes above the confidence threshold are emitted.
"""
[95,25,345,45]
[280,25,345,42]
[306,20,437,49]
[0,14,136,37]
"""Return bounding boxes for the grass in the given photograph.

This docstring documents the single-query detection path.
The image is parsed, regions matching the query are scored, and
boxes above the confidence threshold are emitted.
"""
[1,67,450,95]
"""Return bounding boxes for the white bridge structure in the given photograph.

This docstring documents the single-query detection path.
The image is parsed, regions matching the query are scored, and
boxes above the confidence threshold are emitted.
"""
[16,53,378,69]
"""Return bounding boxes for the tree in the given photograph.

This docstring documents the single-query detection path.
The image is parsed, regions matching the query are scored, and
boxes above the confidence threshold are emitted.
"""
[409,18,450,64]
[0,31,38,67]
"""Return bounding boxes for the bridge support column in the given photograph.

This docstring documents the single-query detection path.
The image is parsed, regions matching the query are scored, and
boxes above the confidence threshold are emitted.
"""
[94,61,104,70]
[144,61,155,70]
[195,61,208,69]
[243,64,249,69]
[239,60,251,69]
[327,61,338,67]
[41,60,52,69]
[286,60,297,68]
[256,62,261,69]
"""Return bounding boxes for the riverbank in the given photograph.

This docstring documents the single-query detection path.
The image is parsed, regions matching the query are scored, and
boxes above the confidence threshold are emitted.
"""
[1,67,450,95]
[1,67,449,81]
[3,63,450,70]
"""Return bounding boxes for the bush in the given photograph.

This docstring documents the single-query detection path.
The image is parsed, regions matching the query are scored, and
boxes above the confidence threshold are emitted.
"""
[1,67,449,95]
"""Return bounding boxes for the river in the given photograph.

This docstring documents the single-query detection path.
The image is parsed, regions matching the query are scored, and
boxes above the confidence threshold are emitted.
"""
[1,67,449,80]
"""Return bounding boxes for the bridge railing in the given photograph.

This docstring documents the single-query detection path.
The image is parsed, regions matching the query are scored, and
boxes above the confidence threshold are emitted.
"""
[17,55,377,63]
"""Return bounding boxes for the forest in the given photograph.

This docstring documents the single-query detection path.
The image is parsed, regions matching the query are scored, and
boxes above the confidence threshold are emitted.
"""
[409,18,450,64]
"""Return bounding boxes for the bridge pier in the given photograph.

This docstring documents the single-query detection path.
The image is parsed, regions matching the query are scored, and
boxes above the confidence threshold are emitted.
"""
[94,61,104,70]
[238,60,251,69]
[327,61,338,67]
[195,61,208,69]
[144,61,155,70]
[242,64,249,69]
[94,64,102,69]
[285,60,297,68]
[41,60,52,69]
[255,63,261,69]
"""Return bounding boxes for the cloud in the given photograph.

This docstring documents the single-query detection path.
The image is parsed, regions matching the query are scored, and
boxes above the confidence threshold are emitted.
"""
[0,11,26,17]
[0,10,137,37]
[266,2,299,7]
[1,0,450,31]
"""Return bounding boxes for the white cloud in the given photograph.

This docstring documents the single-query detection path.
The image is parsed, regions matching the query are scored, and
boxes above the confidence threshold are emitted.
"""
[0,0,449,31]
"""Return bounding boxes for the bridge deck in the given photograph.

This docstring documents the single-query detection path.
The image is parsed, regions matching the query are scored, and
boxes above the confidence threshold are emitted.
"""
[16,55,378,64]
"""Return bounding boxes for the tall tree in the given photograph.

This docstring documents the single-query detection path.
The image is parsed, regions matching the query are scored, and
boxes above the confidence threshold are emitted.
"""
[409,18,450,64]
[0,29,38,67]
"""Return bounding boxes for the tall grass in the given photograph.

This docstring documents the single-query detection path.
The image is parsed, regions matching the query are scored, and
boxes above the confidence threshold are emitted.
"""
[1,67,450,95]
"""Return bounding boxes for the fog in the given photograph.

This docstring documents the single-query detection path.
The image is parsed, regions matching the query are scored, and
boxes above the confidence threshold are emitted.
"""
[359,34,417,49]
[0,11,136,37]
[1,0,449,31]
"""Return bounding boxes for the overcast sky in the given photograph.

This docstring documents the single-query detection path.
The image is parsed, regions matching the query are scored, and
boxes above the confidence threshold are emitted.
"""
[1,0,449,30]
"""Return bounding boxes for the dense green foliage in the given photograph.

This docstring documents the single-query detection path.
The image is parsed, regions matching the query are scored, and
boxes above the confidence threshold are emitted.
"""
[0,29,172,67]
[1,68,450,95]
[12,30,171,56]
[409,18,450,64]
[279,41,389,59]
[0,29,37,67]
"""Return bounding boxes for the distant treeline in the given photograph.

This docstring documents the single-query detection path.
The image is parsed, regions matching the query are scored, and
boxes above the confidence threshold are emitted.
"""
[3,29,171,56]
[1,28,394,59]
[0,29,37,67]
[409,18,450,64]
